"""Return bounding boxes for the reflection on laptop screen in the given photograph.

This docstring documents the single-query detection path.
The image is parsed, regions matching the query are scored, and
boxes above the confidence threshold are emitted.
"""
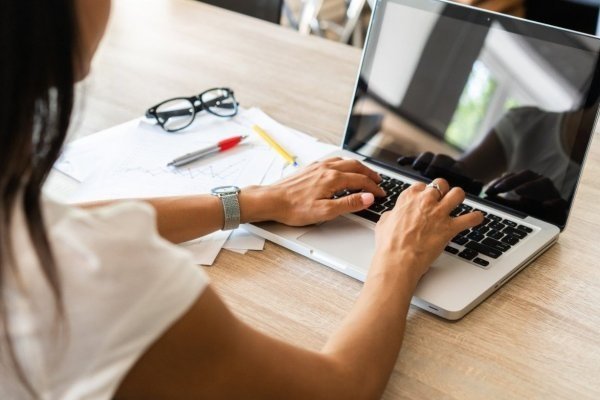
[345,0,600,228]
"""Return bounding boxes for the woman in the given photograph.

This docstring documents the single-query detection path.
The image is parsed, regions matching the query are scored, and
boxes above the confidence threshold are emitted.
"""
[0,0,482,399]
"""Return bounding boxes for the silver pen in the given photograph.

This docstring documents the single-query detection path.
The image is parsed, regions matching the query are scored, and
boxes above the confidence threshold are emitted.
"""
[167,135,248,167]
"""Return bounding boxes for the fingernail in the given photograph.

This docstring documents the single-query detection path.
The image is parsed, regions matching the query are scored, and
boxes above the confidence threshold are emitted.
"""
[361,192,375,206]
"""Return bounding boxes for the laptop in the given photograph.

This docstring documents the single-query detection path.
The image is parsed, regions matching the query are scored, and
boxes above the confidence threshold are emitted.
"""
[245,0,600,320]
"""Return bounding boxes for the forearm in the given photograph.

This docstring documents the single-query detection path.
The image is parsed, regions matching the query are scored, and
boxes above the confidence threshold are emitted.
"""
[79,185,275,243]
[321,252,419,398]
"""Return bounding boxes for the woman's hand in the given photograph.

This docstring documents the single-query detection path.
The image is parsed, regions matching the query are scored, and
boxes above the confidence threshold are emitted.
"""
[239,157,386,226]
[371,178,483,284]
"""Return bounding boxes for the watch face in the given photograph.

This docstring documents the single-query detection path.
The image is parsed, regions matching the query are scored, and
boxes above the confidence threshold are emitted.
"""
[211,185,240,195]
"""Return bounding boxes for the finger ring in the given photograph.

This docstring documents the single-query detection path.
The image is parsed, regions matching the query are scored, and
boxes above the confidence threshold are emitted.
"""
[426,182,444,201]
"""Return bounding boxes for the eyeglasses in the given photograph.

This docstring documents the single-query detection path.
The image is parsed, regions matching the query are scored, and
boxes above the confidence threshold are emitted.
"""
[145,87,239,132]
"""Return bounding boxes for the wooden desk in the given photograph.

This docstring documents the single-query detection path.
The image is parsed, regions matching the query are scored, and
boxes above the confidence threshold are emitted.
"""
[70,0,600,398]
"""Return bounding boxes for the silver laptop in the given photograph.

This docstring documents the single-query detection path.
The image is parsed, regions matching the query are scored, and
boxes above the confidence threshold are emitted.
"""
[245,0,600,319]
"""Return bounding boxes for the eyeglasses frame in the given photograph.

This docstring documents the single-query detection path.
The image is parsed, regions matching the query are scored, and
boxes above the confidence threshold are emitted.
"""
[145,87,239,132]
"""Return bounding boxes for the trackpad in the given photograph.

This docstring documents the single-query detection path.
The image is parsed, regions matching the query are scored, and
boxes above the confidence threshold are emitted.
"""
[297,217,375,273]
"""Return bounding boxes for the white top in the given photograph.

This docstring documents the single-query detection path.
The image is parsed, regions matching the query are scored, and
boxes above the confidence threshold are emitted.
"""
[0,197,208,399]
[494,106,580,200]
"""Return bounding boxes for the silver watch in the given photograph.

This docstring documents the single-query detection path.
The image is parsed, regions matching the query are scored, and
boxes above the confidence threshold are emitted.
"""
[211,185,241,230]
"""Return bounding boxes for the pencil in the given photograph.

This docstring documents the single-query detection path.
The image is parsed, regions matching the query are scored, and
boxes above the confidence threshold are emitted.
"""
[252,124,298,166]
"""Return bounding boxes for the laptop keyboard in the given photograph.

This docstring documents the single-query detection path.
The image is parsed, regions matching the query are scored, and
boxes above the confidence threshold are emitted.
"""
[337,174,534,268]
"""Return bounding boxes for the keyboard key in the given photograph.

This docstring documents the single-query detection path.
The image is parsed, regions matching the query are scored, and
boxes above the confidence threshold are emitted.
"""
[518,225,533,233]
[481,237,510,252]
[489,222,506,231]
[450,208,462,217]
[476,217,491,228]
[465,241,502,258]
[503,226,527,239]
[461,204,473,211]
[369,203,386,214]
[473,225,490,234]
[460,229,470,236]
[466,231,485,242]
[473,257,490,267]
[445,246,459,255]
[473,209,487,216]
[486,229,504,240]
[488,214,502,222]
[503,219,517,228]
[354,209,380,223]
[451,235,468,246]
[501,235,520,246]
[458,248,478,260]
[383,199,396,209]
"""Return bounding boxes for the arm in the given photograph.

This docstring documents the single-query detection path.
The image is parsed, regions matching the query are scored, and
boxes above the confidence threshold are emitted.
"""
[79,158,386,243]
[115,178,483,400]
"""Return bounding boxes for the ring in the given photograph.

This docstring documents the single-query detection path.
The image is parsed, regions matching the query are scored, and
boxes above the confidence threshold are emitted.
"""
[426,182,444,201]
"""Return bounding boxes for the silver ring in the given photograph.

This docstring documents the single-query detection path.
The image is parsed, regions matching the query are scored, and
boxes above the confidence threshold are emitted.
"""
[426,182,444,201]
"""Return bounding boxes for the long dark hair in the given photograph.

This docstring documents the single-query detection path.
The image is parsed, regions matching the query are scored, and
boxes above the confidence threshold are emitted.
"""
[0,0,78,395]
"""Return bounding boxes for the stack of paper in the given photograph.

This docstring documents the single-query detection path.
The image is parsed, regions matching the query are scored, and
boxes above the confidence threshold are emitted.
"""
[53,108,336,265]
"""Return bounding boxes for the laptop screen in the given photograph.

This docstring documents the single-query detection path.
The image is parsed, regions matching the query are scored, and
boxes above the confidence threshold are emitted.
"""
[344,0,600,229]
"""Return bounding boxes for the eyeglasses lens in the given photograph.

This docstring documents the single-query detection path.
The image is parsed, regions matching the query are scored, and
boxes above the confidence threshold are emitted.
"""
[201,89,237,117]
[155,99,195,132]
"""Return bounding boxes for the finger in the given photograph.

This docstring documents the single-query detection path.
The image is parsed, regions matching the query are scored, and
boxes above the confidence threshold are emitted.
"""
[487,170,539,195]
[439,186,466,213]
[322,157,344,164]
[408,181,427,191]
[423,178,450,202]
[325,192,375,217]
[329,159,382,183]
[451,211,484,234]
[328,172,386,197]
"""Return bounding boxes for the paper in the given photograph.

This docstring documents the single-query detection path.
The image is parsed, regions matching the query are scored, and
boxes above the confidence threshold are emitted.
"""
[179,230,231,265]
[59,112,276,202]
[224,228,265,251]
[225,248,248,255]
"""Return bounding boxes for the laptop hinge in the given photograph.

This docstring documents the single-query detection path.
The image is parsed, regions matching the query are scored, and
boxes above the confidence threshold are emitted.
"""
[363,157,529,220]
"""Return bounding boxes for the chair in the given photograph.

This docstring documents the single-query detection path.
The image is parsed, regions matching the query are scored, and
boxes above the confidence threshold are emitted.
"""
[197,0,283,24]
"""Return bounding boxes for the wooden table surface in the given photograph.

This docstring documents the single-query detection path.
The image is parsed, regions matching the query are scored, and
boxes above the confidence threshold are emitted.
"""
[68,0,600,398]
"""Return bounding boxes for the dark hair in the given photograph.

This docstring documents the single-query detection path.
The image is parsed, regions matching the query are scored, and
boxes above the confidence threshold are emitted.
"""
[0,0,79,395]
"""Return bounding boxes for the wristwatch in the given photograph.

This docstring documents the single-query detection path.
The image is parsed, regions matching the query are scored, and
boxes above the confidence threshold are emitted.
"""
[211,185,241,230]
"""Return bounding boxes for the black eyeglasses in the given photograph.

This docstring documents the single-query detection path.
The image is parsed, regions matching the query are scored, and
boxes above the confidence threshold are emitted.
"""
[145,87,239,132]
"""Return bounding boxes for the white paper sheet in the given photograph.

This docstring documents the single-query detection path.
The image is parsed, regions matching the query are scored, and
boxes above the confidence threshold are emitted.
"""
[223,228,265,251]
[59,112,277,202]
[179,230,231,265]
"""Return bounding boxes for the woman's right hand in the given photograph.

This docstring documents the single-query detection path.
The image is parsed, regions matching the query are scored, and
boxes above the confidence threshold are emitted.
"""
[372,178,484,285]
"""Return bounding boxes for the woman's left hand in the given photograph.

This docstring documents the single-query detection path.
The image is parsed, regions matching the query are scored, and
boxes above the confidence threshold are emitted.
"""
[239,157,386,226]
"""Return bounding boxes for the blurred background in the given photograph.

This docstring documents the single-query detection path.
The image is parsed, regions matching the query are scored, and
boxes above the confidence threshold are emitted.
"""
[196,0,599,47]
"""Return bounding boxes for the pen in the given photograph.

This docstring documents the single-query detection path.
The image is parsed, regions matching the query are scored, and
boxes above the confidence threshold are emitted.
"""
[167,135,248,167]
[252,124,298,166]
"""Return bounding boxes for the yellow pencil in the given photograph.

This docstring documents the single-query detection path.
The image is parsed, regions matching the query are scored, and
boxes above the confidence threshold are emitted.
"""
[252,124,298,166]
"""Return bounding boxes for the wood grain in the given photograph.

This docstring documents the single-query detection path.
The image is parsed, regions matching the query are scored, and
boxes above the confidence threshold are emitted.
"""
[72,0,600,398]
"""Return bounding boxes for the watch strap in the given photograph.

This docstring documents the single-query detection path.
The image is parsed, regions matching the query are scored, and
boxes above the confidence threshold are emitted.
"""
[220,192,240,230]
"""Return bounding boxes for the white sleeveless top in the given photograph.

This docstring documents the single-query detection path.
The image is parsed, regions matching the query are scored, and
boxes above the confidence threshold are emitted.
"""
[0,197,208,399]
